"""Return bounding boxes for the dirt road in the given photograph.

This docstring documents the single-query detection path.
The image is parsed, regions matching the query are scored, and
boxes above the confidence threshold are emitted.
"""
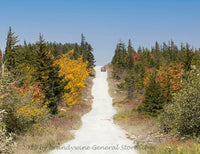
[50,66,137,154]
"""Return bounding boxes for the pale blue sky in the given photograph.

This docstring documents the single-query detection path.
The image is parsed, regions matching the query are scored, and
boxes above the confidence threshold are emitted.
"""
[0,0,200,65]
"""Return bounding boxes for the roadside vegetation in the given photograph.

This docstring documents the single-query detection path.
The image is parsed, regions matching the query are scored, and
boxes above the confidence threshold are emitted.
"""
[109,39,200,153]
[0,27,95,154]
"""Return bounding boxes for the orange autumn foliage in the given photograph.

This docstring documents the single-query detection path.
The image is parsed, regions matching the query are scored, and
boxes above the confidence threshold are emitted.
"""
[144,63,183,98]
[16,81,48,119]
[16,81,44,103]
[132,53,140,64]
[55,50,91,107]
[143,67,154,86]
[156,63,183,95]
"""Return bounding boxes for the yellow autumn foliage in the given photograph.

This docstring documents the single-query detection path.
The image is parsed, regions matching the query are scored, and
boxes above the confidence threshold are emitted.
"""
[55,50,91,107]
[16,81,48,120]
[17,103,48,119]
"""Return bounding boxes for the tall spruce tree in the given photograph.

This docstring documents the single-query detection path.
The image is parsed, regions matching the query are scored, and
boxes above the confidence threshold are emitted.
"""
[73,43,80,59]
[152,41,161,69]
[137,46,142,54]
[124,72,136,98]
[126,39,135,69]
[80,34,95,68]
[111,41,127,69]
[4,27,20,74]
[80,34,86,61]
[138,72,166,116]
[33,35,68,114]
[181,43,194,72]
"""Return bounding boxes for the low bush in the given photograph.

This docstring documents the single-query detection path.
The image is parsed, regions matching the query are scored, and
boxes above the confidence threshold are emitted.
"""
[159,66,200,137]
[1,73,49,134]
[0,109,15,154]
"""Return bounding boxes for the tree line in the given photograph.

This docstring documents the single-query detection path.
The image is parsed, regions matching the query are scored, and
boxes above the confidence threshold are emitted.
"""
[0,26,95,152]
[111,39,200,137]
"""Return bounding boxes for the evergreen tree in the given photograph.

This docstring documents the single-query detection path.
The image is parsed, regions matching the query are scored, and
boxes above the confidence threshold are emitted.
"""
[124,72,136,98]
[23,41,34,64]
[126,39,135,69]
[181,43,194,72]
[73,43,80,59]
[111,41,127,68]
[138,72,166,116]
[80,33,86,50]
[80,33,86,61]
[152,41,161,69]
[85,42,95,68]
[80,34,95,68]
[111,44,120,67]
[33,35,68,114]
[162,42,168,58]
[167,40,178,62]
[4,27,19,73]
[137,46,142,54]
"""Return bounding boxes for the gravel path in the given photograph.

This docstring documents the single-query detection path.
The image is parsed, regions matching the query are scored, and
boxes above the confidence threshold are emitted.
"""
[50,66,137,154]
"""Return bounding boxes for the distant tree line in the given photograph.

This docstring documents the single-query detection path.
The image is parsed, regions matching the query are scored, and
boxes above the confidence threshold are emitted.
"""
[111,39,200,137]
[0,26,95,139]
[3,27,95,112]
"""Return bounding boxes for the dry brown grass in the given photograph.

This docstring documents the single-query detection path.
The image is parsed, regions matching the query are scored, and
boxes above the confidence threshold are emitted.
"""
[13,76,94,154]
[106,64,127,102]
[106,64,169,145]
[113,100,168,144]
[14,119,75,154]
[106,65,200,154]
[106,64,200,154]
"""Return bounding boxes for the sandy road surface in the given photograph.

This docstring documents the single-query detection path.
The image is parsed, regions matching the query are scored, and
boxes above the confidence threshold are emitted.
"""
[50,66,137,154]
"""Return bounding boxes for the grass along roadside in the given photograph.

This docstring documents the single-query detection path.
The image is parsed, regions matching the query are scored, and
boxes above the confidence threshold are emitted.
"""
[106,64,166,144]
[106,64,200,154]
[12,76,94,154]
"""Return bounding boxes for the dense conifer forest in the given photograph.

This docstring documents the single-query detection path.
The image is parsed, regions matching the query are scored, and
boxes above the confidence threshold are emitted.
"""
[111,39,200,137]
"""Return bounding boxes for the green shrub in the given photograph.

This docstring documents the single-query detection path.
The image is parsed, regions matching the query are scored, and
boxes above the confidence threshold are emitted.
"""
[159,66,200,137]
[112,71,121,80]
[0,109,15,154]
[0,72,49,134]
[57,111,67,118]
[0,78,32,133]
